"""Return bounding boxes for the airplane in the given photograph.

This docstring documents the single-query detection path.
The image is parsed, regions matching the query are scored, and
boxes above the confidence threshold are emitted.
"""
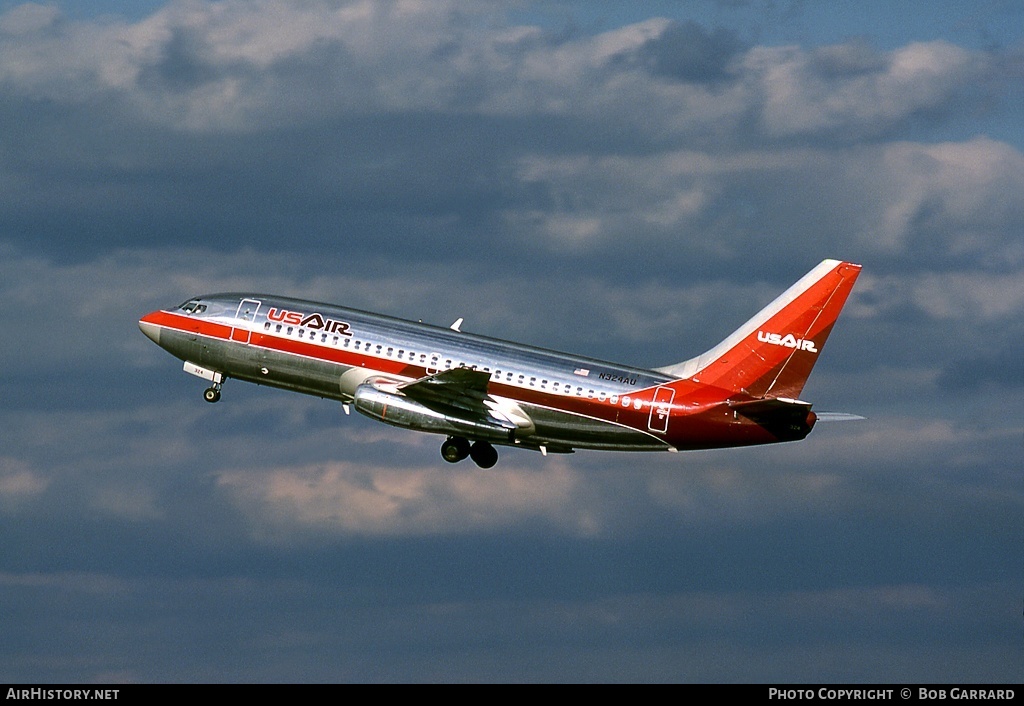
[138,259,862,468]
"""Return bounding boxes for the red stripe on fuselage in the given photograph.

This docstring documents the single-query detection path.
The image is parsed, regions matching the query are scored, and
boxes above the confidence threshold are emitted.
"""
[140,310,779,449]
[141,309,643,424]
[140,309,233,340]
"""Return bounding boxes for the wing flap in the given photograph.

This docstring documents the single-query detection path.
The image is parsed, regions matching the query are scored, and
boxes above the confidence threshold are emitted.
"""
[396,367,521,433]
[398,367,492,412]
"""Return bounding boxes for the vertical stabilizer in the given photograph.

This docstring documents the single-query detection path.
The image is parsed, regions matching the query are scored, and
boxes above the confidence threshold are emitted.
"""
[656,260,862,399]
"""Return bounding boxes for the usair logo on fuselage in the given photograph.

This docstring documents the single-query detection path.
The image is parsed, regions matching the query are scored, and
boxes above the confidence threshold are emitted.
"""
[267,308,353,336]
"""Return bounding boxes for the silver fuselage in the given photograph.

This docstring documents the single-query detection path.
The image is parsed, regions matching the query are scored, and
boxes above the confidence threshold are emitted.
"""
[140,293,686,453]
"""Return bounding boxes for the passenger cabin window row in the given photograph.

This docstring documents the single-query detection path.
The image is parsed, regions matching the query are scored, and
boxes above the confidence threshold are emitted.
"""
[260,317,640,406]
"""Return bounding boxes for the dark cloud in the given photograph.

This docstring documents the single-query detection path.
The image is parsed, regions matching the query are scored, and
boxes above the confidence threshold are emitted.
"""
[137,26,223,92]
[0,1,1022,683]
[938,340,1024,391]
[621,20,746,83]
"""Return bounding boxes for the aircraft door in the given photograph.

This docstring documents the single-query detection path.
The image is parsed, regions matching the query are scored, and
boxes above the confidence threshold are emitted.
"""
[426,352,442,375]
[648,386,675,434]
[231,298,262,344]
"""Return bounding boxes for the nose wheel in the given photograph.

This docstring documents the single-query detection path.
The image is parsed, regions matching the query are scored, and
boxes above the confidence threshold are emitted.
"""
[441,437,498,468]
[203,384,222,403]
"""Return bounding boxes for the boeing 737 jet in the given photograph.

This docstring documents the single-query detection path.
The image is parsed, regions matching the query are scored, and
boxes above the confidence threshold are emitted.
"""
[139,259,862,467]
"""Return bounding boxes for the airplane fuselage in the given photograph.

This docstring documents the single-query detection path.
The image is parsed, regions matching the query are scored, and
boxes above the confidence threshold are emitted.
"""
[139,260,862,465]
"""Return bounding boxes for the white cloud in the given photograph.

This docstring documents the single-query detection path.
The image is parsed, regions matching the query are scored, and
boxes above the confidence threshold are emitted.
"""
[0,4,995,138]
[217,458,594,538]
[0,3,60,35]
[0,3,1018,270]
[750,40,983,139]
[867,138,1024,258]
[851,269,1024,321]
[505,137,1024,261]
[0,456,49,501]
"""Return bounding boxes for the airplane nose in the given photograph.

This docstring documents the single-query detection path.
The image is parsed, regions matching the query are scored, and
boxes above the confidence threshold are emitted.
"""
[138,316,161,345]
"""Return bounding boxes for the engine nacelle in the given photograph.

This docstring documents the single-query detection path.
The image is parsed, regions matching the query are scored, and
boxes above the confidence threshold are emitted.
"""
[353,383,516,443]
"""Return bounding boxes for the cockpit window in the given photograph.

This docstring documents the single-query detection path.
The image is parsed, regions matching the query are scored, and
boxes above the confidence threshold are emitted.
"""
[178,300,207,315]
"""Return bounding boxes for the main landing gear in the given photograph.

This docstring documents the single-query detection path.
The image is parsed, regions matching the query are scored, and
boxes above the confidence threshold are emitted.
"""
[441,436,498,468]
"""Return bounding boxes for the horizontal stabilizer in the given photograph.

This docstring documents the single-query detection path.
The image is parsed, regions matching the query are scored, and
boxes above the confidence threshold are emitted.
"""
[728,397,817,440]
[728,397,811,423]
[814,412,866,422]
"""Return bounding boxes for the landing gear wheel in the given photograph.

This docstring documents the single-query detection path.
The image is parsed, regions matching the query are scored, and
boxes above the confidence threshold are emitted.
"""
[203,387,221,403]
[469,441,498,469]
[441,436,471,464]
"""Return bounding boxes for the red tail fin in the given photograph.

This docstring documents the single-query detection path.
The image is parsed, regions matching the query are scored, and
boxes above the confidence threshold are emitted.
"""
[657,260,862,399]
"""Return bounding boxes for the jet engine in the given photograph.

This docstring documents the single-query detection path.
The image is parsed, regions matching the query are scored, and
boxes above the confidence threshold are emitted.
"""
[352,381,516,443]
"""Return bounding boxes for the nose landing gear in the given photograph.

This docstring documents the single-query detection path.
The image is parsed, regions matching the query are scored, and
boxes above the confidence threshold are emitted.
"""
[203,383,222,403]
[440,437,498,468]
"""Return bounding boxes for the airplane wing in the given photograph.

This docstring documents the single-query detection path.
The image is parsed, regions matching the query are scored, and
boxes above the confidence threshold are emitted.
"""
[397,367,507,424]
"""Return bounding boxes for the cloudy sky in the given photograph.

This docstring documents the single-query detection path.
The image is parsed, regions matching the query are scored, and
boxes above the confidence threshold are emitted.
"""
[1,0,1021,683]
